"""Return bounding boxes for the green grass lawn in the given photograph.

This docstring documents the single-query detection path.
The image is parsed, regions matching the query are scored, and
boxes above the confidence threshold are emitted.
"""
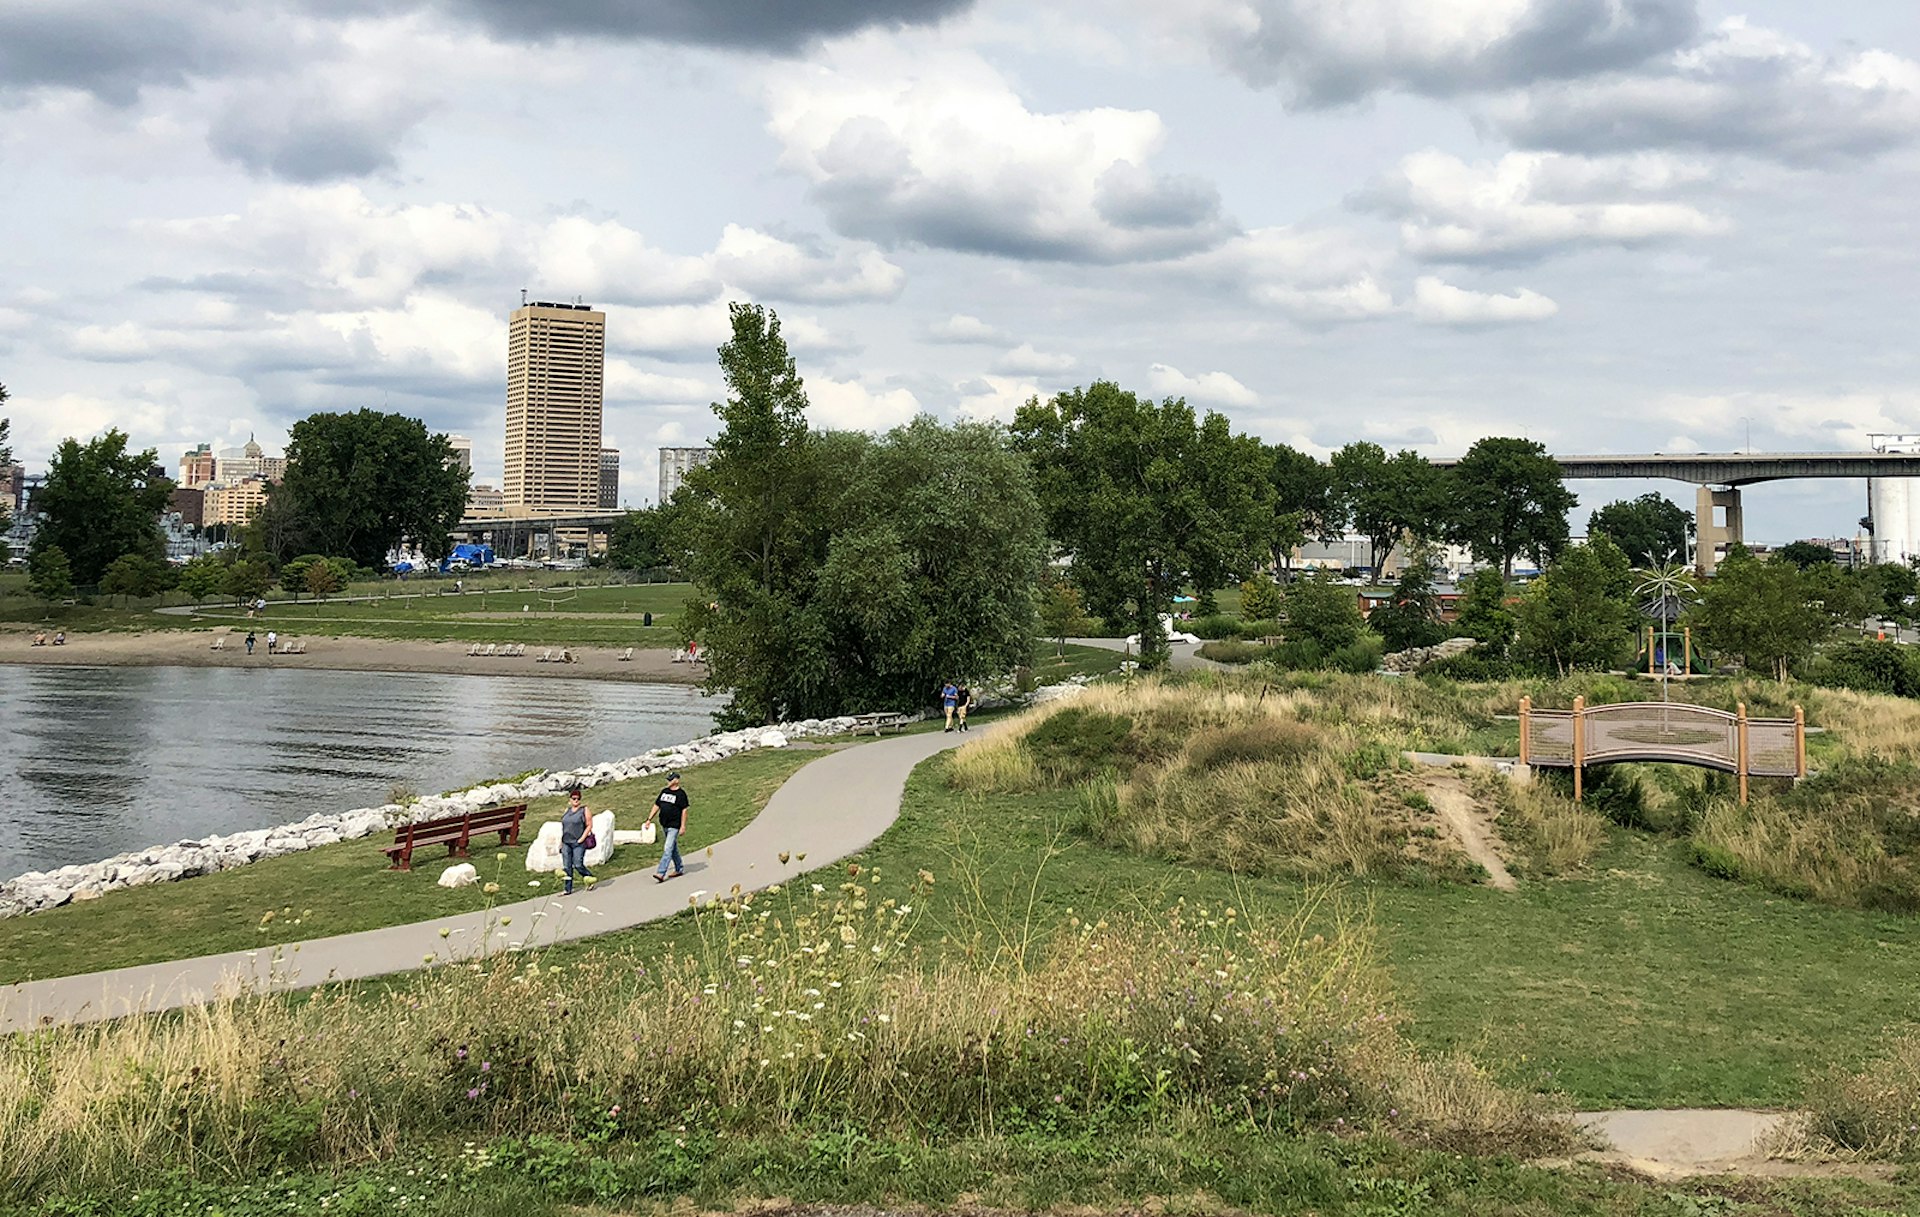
[519,747,1920,1113]
[0,746,821,984]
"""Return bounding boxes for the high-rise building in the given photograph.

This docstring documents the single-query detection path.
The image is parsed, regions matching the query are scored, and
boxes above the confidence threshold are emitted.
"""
[466,483,505,517]
[504,301,606,512]
[179,443,216,489]
[447,434,473,474]
[658,447,713,505]
[213,436,286,484]
[599,448,620,509]
[204,476,272,526]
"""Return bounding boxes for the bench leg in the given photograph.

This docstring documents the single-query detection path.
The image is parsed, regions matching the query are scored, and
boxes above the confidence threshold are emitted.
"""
[390,847,411,871]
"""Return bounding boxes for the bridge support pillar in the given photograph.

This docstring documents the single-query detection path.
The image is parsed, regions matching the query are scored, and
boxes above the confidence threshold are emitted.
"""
[1695,485,1744,576]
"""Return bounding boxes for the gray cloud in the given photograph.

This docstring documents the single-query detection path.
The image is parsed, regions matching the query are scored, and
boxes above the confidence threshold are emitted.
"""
[1488,21,1920,165]
[1213,0,1697,106]
[431,0,974,52]
[0,1,259,105]
[207,94,433,182]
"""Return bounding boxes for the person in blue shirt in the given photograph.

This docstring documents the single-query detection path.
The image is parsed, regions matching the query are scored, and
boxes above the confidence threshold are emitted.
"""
[941,680,959,731]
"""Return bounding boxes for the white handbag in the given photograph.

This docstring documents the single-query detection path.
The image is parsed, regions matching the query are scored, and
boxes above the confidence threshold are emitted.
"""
[640,821,658,845]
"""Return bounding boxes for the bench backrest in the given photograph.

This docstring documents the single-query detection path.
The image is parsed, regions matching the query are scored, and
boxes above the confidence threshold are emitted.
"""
[393,803,528,843]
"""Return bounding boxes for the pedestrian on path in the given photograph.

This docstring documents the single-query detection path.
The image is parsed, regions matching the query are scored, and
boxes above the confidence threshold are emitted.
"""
[648,772,689,882]
[559,786,596,895]
[941,680,959,731]
[266,630,278,654]
[244,631,256,655]
[955,682,973,731]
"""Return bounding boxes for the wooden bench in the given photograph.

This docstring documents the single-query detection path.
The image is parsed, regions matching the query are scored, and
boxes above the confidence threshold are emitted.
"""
[383,803,527,871]
[846,712,911,737]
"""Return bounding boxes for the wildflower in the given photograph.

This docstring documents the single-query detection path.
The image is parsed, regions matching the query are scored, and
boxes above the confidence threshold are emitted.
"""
[528,881,540,888]
[917,869,934,885]
[499,917,512,926]
[483,883,501,895]
[877,1013,891,1023]
[481,1062,490,1072]
[812,884,826,894]
[467,1088,480,1099]
[439,928,450,939]
[495,852,506,862]
[610,1105,620,1115]
[839,924,857,944]
[779,851,791,864]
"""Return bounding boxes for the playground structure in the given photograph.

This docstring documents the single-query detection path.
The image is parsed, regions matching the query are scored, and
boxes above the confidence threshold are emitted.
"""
[1518,697,1806,804]
[1637,625,1713,676]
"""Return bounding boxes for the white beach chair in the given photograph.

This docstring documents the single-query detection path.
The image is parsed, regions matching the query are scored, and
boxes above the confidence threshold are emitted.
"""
[483,643,497,658]
[514,643,526,656]
[210,635,226,651]
[467,643,481,656]
[536,648,552,663]
[618,647,633,661]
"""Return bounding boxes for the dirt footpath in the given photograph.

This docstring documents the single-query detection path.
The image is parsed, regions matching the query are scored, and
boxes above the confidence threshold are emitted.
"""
[1420,774,1517,891]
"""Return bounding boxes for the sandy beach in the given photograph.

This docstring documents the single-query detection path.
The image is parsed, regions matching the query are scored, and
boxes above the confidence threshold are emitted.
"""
[0,629,705,684]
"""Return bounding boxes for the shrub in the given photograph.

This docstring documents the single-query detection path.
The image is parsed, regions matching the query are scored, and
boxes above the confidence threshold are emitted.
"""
[1022,707,1135,785]
[1238,575,1284,621]
[1266,639,1325,671]
[1808,640,1920,698]
[1284,574,1366,651]
[1472,772,1606,876]
[1686,840,1741,880]
[1187,614,1243,641]
[1236,618,1284,641]
[1422,651,1515,682]
[1196,639,1262,664]
[1804,1028,1920,1161]
[1329,637,1384,674]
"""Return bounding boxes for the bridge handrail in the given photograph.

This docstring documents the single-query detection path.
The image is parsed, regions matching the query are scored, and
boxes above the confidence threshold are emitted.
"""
[1517,696,1805,804]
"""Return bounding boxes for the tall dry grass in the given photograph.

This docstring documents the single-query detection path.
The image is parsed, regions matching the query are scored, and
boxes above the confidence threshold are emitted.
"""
[1469,771,1607,876]
[0,878,1568,1204]
[1803,1026,1920,1161]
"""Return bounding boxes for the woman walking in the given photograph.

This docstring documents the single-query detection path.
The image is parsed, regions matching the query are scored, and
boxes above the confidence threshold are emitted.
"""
[559,786,596,895]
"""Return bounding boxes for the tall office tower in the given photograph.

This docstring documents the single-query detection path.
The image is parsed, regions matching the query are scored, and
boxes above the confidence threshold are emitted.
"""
[599,447,620,509]
[658,447,714,504]
[179,443,216,488]
[447,434,473,474]
[503,301,606,511]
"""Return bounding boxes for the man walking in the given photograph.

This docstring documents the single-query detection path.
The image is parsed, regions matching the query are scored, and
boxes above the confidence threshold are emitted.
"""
[647,771,689,882]
[265,630,278,654]
[940,680,959,731]
[955,681,973,731]
[559,786,596,895]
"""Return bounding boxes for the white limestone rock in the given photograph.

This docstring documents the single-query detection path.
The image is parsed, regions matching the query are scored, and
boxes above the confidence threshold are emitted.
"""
[438,862,479,888]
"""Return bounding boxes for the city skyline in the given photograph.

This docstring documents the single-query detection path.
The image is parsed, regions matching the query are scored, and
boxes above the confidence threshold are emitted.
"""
[1,1,1917,535]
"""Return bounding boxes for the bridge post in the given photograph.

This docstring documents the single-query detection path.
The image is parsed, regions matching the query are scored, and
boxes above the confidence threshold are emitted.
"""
[1518,696,1531,765]
[1794,704,1806,779]
[1683,627,1693,676]
[1571,695,1585,802]
[1737,702,1750,804]
[1695,485,1745,576]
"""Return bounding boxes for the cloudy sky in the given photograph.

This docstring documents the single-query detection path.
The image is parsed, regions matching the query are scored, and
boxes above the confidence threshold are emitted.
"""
[3,0,1916,539]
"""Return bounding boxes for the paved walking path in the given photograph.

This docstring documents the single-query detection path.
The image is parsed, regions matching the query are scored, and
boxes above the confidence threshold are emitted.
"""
[0,728,969,1032]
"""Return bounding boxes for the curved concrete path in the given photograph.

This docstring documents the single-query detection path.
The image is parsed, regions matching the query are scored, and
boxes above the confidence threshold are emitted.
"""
[0,728,969,1032]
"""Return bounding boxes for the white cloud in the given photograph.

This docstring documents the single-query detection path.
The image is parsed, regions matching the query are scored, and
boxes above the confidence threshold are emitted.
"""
[535,217,720,307]
[764,47,1233,263]
[1146,363,1258,406]
[605,360,714,404]
[1492,18,1920,165]
[806,376,922,430]
[1410,276,1559,325]
[1177,225,1399,322]
[927,313,1009,344]
[1359,150,1726,261]
[1196,0,1696,105]
[991,343,1077,376]
[953,374,1042,422]
[711,224,905,303]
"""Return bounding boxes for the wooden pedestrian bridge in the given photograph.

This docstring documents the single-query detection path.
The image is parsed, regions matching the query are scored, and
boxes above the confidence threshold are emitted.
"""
[1518,697,1807,803]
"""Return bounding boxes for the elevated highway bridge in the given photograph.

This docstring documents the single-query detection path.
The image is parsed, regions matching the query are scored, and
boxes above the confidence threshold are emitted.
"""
[1427,451,1920,573]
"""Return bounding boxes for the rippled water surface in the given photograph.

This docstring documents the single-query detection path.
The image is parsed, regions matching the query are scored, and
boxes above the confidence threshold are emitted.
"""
[0,666,716,877]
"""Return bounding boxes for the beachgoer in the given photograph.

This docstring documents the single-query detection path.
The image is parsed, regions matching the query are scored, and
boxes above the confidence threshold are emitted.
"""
[245,631,256,655]
[955,682,973,731]
[941,680,959,731]
[266,630,278,654]
[559,787,596,895]
[647,772,690,882]
[51,632,65,646]
[32,632,45,647]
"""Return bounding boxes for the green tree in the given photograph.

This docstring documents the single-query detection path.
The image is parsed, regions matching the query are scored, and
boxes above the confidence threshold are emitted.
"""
[607,506,676,572]
[1239,574,1284,621]
[1013,382,1271,668]
[1370,543,1448,653]
[30,429,172,585]
[1588,493,1693,567]
[279,554,323,599]
[176,554,225,604]
[98,553,175,604]
[1514,536,1634,675]
[808,416,1046,712]
[26,544,73,602]
[1695,551,1830,681]
[1283,571,1367,651]
[1451,567,1516,657]
[1330,442,1441,575]
[1862,561,1919,621]
[222,558,274,604]
[304,561,342,600]
[255,410,468,568]
[1774,540,1837,570]
[1037,571,1088,657]
[1266,443,1339,569]
[676,304,838,726]
[1447,437,1576,577]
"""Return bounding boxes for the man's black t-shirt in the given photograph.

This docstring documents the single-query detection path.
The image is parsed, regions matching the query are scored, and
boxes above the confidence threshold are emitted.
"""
[655,785,689,830]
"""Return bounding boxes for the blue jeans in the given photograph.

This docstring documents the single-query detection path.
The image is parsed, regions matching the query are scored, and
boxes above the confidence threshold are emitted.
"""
[655,826,683,876]
[561,840,591,882]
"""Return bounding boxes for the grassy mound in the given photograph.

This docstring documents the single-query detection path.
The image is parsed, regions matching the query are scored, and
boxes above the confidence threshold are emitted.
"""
[0,876,1564,1207]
